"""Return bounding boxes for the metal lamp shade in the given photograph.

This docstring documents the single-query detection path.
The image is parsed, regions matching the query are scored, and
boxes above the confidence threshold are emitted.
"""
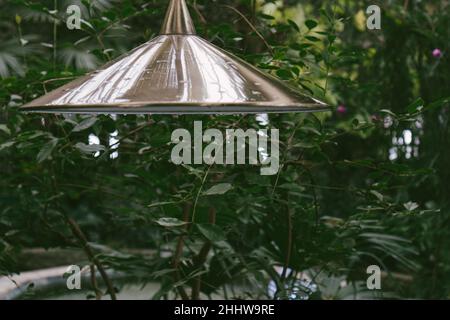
[21,0,328,114]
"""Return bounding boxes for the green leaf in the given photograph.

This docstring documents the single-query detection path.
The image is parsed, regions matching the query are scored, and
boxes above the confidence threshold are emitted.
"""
[426,97,450,112]
[299,83,314,95]
[202,183,232,196]
[276,69,293,80]
[293,142,316,149]
[370,190,384,202]
[379,109,397,118]
[406,98,425,113]
[305,36,320,42]
[0,124,11,135]
[197,224,226,242]
[72,117,97,132]
[290,43,312,51]
[155,218,189,227]
[0,141,15,151]
[80,19,95,31]
[75,142,105,154]
[37,139,58,163]
[403,202,419,211]
[327,34,337,43]
[148,201,180,208]
[4,230,20,237]
[259,13,275,20]
[305,19,318,30]
[288,20,300,32]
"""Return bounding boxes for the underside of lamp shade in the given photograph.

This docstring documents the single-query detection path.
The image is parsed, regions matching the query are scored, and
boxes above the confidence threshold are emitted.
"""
[21,0,328,114]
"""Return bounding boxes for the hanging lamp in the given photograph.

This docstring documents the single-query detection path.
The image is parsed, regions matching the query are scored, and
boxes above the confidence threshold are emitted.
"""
[21,0,328,114]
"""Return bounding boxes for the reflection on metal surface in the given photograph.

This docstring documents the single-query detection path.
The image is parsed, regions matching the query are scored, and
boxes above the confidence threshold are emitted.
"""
[21,0,328,114]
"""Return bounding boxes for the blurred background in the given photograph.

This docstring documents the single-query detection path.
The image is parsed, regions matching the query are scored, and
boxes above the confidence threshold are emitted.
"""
[0,0,449,299]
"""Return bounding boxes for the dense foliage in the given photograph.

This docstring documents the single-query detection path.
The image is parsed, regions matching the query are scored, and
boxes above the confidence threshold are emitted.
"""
[0,0,449,299]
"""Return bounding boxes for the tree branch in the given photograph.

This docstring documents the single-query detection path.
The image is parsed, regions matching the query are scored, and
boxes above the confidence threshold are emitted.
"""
[172,202,192,300]
[192,0,207,25]
[90,264,102,300]
[280,207,293,282]
[191,207,216,300]
[66,218,117,300]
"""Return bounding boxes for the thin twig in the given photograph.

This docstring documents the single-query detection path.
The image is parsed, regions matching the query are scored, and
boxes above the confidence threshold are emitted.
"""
[324,1,338,94]
[251,0,257,23]
[98,11,146,38]
[42,77,78,94]
[191,165,213,223]
[403,0,410,10]
[95,35,111,61]
[39,204,74,245]
[221,5,274,56]
[304,169,320,226]
[107,121,153,150]
[52,0,57,70]
[271,120,303,196]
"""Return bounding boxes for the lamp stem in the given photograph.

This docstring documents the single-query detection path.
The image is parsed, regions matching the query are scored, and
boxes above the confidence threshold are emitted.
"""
[160,0,197,35]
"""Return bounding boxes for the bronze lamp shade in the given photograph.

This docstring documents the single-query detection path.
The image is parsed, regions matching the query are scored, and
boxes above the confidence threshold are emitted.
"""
[21,0,328,114]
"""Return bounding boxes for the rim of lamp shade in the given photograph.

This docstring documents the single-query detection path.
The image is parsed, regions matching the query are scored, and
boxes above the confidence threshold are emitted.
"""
[20,0,329,115]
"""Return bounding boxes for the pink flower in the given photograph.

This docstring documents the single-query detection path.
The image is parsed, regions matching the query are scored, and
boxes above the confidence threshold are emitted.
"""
[337,105,347,114]
[432,48,442,58]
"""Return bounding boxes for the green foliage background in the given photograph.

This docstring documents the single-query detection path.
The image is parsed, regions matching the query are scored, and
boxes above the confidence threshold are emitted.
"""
[0,0,449,299]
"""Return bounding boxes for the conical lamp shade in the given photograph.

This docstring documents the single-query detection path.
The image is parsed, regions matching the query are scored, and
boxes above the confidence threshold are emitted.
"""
[21,0,328,114]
